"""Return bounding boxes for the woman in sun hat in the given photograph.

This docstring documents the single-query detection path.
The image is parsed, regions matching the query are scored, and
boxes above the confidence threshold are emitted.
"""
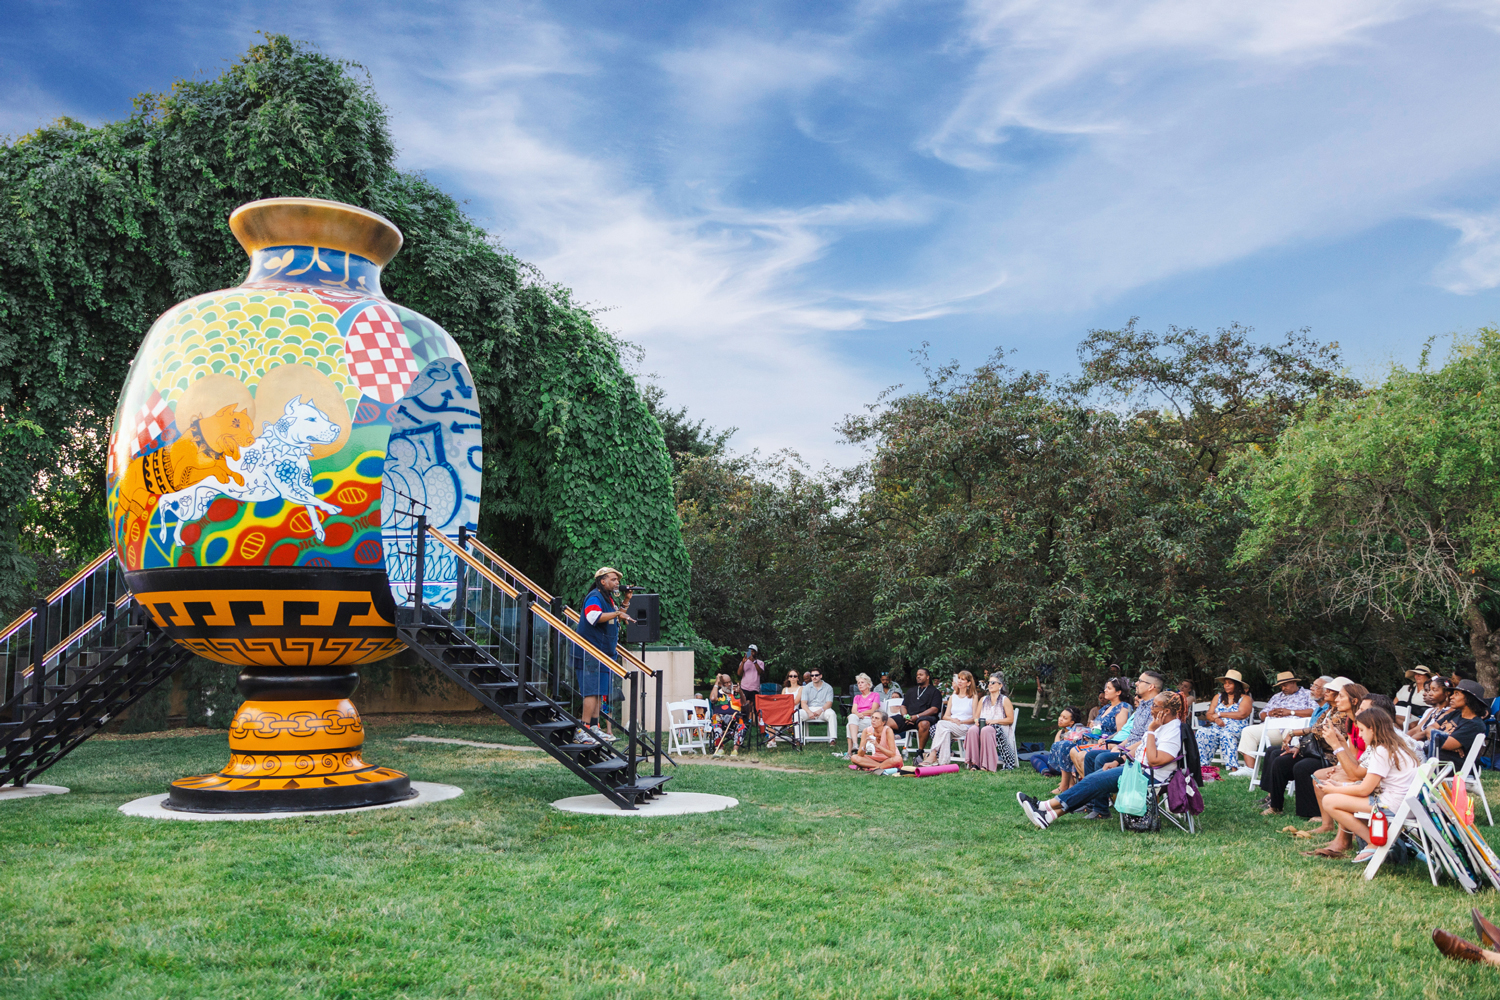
[1194,668,1254,770]
[1395,665,1432,717]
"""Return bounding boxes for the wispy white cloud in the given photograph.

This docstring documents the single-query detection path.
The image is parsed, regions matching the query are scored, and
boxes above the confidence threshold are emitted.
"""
[1431,207,1500,293]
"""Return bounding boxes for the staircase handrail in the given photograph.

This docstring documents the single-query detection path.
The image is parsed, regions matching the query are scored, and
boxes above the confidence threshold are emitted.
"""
[427,528,636,681]
[0,548,117,645]
[461,536,655,676]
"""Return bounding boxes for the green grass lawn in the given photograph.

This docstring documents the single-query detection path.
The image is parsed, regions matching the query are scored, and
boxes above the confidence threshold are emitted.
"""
[3,720,1498,999]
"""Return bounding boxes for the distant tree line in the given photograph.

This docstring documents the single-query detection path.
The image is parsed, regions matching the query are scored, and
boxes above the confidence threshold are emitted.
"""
[677,323,1491,700]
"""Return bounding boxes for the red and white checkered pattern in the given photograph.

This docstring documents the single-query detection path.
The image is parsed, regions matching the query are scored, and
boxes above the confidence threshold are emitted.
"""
[345,303,420,404]
[131,390,178,456]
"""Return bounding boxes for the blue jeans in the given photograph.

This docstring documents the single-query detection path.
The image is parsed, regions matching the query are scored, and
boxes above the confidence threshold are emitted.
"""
[1083,748,1122,775]
[1058,763,1125,815]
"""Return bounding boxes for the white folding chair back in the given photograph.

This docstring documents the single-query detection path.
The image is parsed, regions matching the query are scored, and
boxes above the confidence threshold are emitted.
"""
[1456,733,1494,826]
[668,700,711,754]
[1191,702,1210,729]
[1248,716,1305,790]
[1362,760,1439,883]
[796,700,839,744]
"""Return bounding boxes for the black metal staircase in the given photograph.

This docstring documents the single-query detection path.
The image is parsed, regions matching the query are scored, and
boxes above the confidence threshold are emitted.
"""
[1,552,192,788]
[394,523,672,810]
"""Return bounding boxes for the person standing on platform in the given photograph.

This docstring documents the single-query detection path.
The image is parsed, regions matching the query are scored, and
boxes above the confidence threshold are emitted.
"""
[738,645,765,746]
[574,567,635,744]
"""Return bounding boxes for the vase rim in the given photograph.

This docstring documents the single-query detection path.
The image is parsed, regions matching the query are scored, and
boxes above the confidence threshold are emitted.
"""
[229,197,404,266]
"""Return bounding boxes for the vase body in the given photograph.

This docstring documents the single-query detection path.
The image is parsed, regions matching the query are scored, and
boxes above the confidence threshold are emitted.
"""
[105,197,482,811]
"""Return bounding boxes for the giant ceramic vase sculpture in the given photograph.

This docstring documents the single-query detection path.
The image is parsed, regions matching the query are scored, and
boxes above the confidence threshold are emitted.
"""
[106,197,482,812]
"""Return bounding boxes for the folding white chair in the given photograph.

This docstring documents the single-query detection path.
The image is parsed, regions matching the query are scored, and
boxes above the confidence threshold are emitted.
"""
[1248,716,1306,790]
[1454,734,1494,826]
[795,701,839,745]
[1191,702,1210,730]
[668,699,710,755]
[1361,760,1440,883]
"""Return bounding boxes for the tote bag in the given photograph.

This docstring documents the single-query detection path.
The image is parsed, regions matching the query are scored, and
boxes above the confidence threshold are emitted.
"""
[1114,758,1149,816]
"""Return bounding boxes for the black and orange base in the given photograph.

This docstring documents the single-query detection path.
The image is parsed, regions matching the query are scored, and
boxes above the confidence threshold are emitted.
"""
[165,666,413,813]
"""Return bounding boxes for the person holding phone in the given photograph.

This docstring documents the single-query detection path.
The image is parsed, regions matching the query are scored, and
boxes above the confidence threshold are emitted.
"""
[737,644,765,746]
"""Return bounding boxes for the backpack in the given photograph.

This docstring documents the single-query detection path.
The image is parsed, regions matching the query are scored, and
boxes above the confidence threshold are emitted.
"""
[1166,766,1203,816]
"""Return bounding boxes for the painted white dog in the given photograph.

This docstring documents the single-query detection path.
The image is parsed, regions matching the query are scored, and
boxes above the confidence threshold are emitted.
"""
[156,395,344,547]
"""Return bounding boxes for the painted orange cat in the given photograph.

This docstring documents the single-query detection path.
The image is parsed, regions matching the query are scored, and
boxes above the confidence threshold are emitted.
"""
[118,403,255,518]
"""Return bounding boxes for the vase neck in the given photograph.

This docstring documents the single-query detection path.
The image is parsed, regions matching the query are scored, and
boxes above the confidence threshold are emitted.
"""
[245,244,384,296]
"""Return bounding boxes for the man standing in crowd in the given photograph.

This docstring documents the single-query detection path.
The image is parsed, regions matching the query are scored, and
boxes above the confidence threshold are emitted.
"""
[891,667,942,752]
[797,669,838,741]
[876,670,903,713]
[738,645,764,746]
[1235,671,1320,775]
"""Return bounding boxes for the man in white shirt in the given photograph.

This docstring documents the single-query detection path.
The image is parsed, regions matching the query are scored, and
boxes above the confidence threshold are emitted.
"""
[796,669,838,741]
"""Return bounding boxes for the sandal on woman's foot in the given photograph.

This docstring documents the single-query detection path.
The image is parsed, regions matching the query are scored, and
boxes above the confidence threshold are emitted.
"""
[1261,807,1282,816]
[1312,847,1348,859]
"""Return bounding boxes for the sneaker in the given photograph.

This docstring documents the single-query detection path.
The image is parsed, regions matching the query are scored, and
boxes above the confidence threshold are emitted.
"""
[712,748,724,757]
[1017,792,1052,830]
[575,728,599,745]
[1083,809,1110,821]
[587,725,617,743]
[766,739,777,749]
[730,747,739,757]
[1231,766,1254,777]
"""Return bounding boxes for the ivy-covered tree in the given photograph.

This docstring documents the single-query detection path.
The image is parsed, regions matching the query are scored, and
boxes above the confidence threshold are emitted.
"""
[0,35,691,634]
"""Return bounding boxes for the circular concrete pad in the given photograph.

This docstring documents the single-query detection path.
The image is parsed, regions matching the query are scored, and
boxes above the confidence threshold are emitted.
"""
[551,791,738,816]
[0,783,68,802]
[118,781,462,821]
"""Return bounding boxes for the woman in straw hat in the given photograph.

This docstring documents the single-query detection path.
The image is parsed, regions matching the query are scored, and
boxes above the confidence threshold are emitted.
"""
[1194,669,1254,769]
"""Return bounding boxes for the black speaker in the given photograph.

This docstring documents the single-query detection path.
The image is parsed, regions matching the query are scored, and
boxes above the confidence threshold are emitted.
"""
[624,592,660,644]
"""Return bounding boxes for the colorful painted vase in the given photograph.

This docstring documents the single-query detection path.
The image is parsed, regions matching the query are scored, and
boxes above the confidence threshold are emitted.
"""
[106,197,482,811]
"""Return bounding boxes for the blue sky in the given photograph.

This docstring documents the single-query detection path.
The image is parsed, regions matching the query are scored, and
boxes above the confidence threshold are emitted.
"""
[7,1,1500,465]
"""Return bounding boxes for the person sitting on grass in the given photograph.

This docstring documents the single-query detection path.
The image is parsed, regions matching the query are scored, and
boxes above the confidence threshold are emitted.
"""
[845,673,882,756]
[1408,676,1454,738]
[1302,706,1421,861]
[923,670,978,766]
[851,710,901,771]
[1196,670,1255,775]
[965,673,1018,771]
[1044,706,1089,792]
[1017,692,1184,828]
[1067,676,1133,778]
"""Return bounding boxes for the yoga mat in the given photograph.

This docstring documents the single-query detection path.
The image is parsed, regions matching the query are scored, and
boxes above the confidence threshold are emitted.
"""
[913,764,960,777]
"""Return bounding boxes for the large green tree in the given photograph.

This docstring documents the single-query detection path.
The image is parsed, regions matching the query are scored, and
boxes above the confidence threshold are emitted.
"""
[1237,329,1500,695]
[0,36,690,633]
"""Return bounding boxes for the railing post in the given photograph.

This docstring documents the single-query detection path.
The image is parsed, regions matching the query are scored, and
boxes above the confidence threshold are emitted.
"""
[516,591,533,700]
[413,513,427,623]
[30,598,46,708]
[654,666,663,779]
[452,525,469,625]
[627,667,639,784]
[549,597,564,701]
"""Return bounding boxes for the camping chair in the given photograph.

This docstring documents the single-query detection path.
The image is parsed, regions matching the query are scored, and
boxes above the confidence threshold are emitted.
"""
[1117,756,1200,834]
[1248,716,1306,791]
[757,693,802,750]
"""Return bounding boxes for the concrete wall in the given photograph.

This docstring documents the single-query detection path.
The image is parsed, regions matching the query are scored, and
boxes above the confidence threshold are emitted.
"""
[622,646,696,728]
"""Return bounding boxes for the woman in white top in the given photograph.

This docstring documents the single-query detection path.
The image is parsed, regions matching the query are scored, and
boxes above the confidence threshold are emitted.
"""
[1306,706,1420,861]
[922,670,978,765]
[964,673,1018,771]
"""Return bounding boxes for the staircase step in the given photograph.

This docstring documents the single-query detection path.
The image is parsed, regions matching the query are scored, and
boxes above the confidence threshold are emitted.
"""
[532,721,582,735]
[624,775,671,794]
[472,681,520,693]
[503,700,555,715]
[585,759,629,774]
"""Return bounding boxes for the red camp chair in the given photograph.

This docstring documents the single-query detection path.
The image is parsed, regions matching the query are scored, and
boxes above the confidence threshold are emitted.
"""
[757,693,802,750]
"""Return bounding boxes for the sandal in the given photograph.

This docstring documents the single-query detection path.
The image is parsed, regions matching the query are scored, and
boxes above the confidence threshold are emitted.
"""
[1312,847,1348,859]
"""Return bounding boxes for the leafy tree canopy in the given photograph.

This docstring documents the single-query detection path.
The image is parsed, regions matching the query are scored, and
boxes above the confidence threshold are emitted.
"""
[0,35,691,635]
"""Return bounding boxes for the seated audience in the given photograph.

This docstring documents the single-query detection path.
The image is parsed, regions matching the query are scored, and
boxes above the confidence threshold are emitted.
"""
[1395,665,1432,716]
[709,673,746,756]
[1409,676,1454,737]
[965,673,1018,771]
[1016,692,1184,827]
[1304,706,1421,860]
[1262,678,1365,818]
[1178,679,1197,715]
[850,710,901,771]
[1068,676,1133,778]
[923,670,978,765]
[1237,671,1319,770]
[890,667,942,751]
[1086,692,1105,726]
[796,669,837,741]
[876,670,903,712]
[1197,669,1254,774]
[1077,672,1163,779]
[845,673,881,754]
[1304,680,1371,830]
[1430,679,1491,765]
[1044,706,1089,792]
[782,670,802,704]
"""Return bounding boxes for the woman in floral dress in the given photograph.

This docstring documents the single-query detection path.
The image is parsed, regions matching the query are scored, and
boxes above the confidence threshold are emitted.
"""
[1195,670,1254,769]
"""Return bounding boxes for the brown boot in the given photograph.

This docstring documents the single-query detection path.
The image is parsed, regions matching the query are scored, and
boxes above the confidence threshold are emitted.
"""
[1473,908,1500,950]
[1433,928,1485,963]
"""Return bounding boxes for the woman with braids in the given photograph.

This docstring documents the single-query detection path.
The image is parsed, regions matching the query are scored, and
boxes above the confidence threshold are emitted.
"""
[1304,705,1421,861]
[1017,692,1185,828]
